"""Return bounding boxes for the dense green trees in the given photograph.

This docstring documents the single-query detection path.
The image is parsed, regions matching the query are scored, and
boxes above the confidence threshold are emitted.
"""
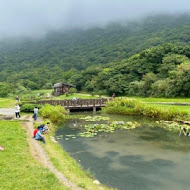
[0,82,12,97]
[71,43,190,97]
[0,14,190,97]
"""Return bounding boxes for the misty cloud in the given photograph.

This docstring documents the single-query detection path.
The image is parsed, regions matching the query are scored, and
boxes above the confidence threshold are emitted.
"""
[0,0,190,38]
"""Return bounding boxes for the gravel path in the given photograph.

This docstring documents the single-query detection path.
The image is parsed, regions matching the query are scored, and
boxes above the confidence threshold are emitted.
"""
[21,115,83,190]
[0,109,82,189]
[0,108,15,116]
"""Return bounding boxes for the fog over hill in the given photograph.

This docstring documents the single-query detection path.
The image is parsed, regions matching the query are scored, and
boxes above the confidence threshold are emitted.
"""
[0,0,190,39]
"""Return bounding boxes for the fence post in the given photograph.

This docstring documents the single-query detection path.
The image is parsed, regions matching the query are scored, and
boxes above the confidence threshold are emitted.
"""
[67,109,70,114]
[93,106,96,114]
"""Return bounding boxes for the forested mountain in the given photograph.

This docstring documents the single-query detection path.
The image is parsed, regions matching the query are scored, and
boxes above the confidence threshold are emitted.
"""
[0,14,190,97]
[74,43,190,97]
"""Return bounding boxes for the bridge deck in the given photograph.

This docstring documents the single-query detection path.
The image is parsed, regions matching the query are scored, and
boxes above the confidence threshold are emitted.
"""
[37,98,110,110]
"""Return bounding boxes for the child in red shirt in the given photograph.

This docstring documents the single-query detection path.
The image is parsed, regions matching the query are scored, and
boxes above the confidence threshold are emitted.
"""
[33,128,38,138]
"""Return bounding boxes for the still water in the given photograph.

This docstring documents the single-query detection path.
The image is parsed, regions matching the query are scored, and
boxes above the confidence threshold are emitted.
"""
[56,113,190,190]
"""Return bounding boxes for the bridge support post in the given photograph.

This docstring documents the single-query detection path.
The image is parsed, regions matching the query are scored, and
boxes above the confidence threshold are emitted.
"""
[67,109,70,114]
[93,107,96,114]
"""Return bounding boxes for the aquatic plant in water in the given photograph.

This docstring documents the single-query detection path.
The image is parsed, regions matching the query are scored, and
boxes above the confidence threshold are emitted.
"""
[60,121,141,139]
[79,116,110,121]
[155,120,190,133]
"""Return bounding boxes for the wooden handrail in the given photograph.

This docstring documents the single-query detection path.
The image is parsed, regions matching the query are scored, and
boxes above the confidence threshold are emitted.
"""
[37,98,111,108]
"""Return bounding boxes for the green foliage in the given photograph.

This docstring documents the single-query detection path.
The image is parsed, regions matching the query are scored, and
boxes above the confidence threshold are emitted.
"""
[62,121,140,139]
[71,43,190,97]
[0,82,11,97]
[104,98,189,120]
[21,94,41,101]
[22,80,40,90]
[14,84,31,95]
[0,14,190,97]
[39,104,68,124]
[42,82,53,89]
[20,104,41,112]
[168,62,190,97]
[90,92,96,96]
[158,54,189,78]
[68,88,77,95]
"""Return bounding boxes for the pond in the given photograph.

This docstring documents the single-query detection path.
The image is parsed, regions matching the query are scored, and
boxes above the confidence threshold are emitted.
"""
[56,113,190,190]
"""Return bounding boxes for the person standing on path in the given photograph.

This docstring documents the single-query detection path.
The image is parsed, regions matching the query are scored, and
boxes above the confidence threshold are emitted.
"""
[33,107,38,121]
[15,104,20,118]
[16,96,20,102]
[112,93,116,99]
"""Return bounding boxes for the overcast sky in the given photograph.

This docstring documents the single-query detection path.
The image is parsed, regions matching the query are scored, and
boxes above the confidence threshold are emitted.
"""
[0,0,190,38]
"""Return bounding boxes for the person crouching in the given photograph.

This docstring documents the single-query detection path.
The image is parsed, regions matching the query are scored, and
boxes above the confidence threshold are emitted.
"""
[35,129,46,144]
[33,128,38,138]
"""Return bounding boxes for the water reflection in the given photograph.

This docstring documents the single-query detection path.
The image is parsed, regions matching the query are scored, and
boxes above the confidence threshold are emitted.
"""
[56,114,190,190]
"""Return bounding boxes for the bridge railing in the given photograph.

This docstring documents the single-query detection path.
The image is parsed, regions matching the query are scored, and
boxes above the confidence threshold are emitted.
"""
[37,98,111,108]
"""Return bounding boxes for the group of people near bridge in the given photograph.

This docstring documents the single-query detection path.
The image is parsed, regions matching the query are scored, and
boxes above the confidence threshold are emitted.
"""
[14,103,39,120]
[15,93,116,144]
[33,122,50,144]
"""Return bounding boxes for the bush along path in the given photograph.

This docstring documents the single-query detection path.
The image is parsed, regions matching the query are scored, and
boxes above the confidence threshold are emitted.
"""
[22,115,83,190]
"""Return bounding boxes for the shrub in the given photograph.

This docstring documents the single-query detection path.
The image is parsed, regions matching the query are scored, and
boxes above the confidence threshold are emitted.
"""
[104,98,189,121]
[39,104,68,124]
[68,88,77,95]
[20,104,41,112]
[90,92,96,97]
[21,94,41,101]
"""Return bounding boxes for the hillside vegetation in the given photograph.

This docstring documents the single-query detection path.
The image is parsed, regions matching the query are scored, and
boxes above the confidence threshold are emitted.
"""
[0,14,190,97]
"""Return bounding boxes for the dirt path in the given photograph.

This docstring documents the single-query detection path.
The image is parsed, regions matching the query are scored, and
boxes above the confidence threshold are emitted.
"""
[0,108,15,118]
[20,115,82,190]
[0,108,82,189]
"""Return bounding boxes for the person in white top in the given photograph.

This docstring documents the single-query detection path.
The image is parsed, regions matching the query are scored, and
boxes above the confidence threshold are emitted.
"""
[33,107,38,121]
[15,104,20,118]
[72,97,77,101]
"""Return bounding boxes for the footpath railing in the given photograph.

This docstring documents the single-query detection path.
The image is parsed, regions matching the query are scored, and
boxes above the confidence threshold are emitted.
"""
[37,98,111,109]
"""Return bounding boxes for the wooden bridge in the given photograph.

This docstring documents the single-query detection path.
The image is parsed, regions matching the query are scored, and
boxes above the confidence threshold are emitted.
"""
[37,98,111,112]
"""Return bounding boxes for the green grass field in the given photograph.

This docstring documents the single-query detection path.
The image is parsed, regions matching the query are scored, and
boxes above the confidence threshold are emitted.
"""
[126,97,190,116]
[149,104,190,115]
[0,121,69,190]
[128,97,190,103]
[0,98,15,108]
[31,89,52,95]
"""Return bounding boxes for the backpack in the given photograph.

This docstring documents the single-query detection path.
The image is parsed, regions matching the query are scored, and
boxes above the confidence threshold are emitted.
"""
[37,124,45,130]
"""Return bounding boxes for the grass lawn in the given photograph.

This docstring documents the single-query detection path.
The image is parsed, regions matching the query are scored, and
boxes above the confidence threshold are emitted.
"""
[149,104,190,116]
[0,121,69,190]
[128,97,190,103]
[30,89,52,95]
[126,97,190,117]
[0,98,15,108]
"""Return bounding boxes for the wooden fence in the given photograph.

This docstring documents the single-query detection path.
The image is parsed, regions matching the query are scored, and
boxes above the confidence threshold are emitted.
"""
[37,98,111,110]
